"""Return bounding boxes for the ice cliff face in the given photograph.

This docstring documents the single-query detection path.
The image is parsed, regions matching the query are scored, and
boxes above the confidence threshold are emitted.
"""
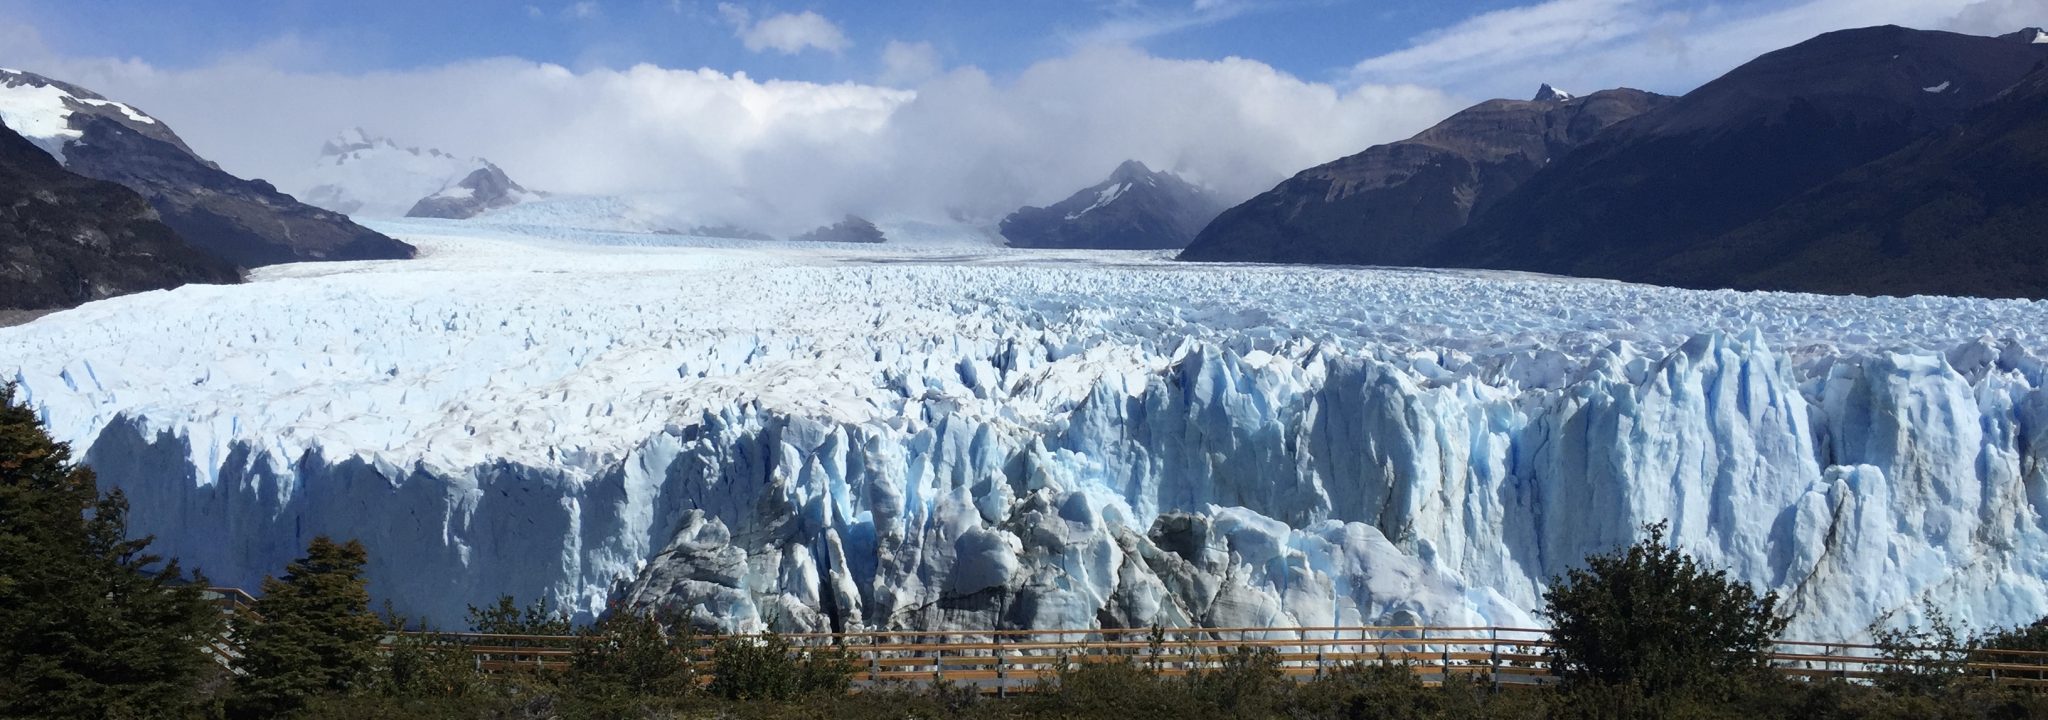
[5,223,2047,641]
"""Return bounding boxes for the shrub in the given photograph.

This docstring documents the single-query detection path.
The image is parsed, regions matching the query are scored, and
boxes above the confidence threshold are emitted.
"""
[565,604,698,702]
[1868,608,1996,699]
[1184,645,1287,716]
[1541,521,1788,695]
[708,632,857,701]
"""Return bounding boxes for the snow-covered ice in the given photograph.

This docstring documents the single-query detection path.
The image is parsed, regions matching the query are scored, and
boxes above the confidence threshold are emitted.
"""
[5,218,2048,640]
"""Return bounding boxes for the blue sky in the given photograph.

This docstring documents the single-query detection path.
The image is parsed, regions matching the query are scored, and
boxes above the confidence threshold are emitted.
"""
[20,1,1557,83]
[1,0,2035,229]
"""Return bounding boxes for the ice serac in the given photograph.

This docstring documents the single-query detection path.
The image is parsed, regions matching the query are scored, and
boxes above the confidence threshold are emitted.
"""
[8,232,2048,641]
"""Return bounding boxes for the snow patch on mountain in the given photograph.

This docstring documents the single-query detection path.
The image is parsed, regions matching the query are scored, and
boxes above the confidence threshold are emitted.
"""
[0,72,159,163]
[1923,80,1952,93]
[1067,183,1130,220]
[5,221,2048,640]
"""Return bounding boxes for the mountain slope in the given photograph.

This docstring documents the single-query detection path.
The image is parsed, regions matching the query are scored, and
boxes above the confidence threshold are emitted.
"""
[1654,63,2048,298]
[406,164,537,219]
[1001,161,1226,250]
[0,70,414,267]
[1432,26,2048,292]
[0,118,238,312]
[794,216,886,244]
[1177,87,1671,264]
[300,128,536,219]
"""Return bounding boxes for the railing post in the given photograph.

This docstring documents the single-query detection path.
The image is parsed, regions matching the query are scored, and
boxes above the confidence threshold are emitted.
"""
[1489,627,1500,692]
[996,634,1007,698]
[869,635,880,684]
[1313,627,1324,679]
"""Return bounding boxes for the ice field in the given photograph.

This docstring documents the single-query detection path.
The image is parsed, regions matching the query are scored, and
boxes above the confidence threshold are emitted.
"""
[6,217,2048,639]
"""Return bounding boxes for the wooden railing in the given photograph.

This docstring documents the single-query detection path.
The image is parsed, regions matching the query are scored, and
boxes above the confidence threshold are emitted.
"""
[203,590,2048,694]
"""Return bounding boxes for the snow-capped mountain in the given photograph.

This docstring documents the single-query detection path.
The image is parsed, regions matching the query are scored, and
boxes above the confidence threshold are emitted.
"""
[6,217,2048,642]
[1531,83,1574,101]
[298,128,536,219]
[0,69,413,268]
[0,114,238,312]
[1000,160,1225,250]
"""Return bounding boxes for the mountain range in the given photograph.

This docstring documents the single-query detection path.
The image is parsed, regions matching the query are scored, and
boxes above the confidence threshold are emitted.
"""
[1178,87,1671,264]
[1181,25,2048,299]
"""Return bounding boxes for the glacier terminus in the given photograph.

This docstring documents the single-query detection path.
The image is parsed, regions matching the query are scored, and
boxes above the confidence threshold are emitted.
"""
[5,218,2048,643]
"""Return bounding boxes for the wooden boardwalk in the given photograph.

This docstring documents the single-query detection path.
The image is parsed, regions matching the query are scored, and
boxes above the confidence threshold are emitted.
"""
[203,590,2048,694]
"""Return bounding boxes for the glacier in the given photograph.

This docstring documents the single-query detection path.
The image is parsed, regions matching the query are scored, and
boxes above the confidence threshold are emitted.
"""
[4,220,2048,641]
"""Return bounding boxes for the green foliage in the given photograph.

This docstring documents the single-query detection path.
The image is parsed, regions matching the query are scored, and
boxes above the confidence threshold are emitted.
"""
[0,383,222,719]
[564,604,697,702]
[1542,521,1789,694]
[377,607,484,701]
[468,595,572,636]
[1184,645,1287,715]
[708,631,857,701]
[230,536,385,718]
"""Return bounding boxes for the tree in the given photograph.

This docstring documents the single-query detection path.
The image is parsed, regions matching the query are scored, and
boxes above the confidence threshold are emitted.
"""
[230,536,385,718]
[0,384,220,719]
[1541,521,1788,694]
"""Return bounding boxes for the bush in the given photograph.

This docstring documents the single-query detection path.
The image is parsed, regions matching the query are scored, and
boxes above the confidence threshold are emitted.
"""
[708,632,857,701]
[1184,645,1287,715]
[1870,608,1978,697]
[565,604,698,703]
[1542,521,1788,695]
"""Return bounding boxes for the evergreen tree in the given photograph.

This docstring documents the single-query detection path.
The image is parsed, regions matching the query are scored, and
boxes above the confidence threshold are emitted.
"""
[230,536,385,718]
[0,384,220,719]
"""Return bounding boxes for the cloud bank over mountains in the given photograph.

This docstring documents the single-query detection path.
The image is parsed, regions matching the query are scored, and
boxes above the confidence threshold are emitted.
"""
[0,0,2029,231]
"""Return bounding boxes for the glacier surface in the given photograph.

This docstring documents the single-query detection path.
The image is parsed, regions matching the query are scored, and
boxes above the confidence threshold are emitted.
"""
[4,219,2048,640]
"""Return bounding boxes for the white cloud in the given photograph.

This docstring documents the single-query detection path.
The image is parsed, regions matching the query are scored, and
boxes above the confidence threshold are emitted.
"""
[564,1,600,20]
[879,40,941,86]
[717,4,850,55]
[1071,0,1261,47]
[1351,0,2023,99]
[1945,0,2044,35]
[0,39,1456,234]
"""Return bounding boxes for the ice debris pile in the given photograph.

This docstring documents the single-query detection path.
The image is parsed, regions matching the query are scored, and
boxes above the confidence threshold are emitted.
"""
[4,219,2048,641]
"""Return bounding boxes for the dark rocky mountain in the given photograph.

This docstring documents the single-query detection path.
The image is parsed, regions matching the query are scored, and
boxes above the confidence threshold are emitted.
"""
[0,118,238,312]
[1430,26,2048,292]
[405,163,535,219]
[1651,62,2048,298]
[793,216,886,244]
[1999,27,2047,44]
[1001,161,1226,250]
[1178,87,1672,264]
[684,224,775,241]
[0,70,414,267]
